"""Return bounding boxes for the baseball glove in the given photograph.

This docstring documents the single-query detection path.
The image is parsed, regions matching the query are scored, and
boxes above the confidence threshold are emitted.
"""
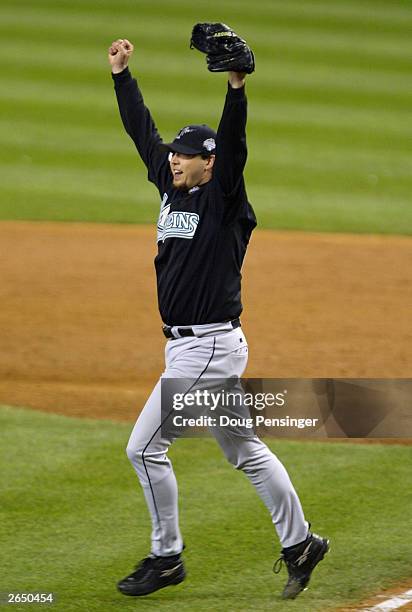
[190,23,255,74]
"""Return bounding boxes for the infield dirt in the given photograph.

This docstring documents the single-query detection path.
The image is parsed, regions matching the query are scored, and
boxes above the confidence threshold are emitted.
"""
[0,221,411,421]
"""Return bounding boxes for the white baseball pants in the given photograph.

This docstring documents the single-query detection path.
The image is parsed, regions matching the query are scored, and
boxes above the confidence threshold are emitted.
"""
[126,324,308,556]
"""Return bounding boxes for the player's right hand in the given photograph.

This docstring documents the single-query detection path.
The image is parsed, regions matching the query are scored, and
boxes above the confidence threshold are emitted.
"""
[108,39,134,74]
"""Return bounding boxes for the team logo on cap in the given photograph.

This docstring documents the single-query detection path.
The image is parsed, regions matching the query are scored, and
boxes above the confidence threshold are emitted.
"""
[203,138,216,152]
[176,127,195,139]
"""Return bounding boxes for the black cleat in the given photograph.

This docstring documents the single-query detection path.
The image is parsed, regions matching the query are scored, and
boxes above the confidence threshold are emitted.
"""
[273,531,330,600]
[117,553,186,596]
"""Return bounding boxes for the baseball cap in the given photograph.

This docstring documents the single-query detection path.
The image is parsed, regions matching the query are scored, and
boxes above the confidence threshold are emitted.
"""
[159,124,217,156]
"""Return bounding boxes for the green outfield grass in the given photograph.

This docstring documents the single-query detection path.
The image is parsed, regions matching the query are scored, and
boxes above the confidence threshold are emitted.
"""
[1,0,412,233]
[1,404,411,611]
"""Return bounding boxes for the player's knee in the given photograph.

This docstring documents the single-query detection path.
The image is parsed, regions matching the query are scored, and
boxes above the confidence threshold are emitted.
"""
[126,444,149,485]
[223,438,273,471]
[126,440,161,469]
[221,446,242,467]
[126,440,144,465]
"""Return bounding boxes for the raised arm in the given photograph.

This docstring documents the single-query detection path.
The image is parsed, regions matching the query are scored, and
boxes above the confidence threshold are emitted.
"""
[228,71,246,90]
[108,39,169,191]
[213,71,248,196]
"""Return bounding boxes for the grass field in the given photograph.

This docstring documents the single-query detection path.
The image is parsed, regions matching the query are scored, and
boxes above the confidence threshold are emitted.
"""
[1,0,412,233]
[1,405,412,611]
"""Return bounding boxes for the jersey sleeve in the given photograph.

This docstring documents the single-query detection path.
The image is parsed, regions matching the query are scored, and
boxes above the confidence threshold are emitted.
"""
[213,83,248,198]
[112,68,170,194]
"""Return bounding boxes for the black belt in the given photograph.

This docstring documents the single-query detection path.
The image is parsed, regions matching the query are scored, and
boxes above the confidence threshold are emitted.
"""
[162,318,241,339]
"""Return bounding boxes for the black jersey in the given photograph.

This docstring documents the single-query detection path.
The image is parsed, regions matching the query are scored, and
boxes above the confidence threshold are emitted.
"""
[113,68,257,326]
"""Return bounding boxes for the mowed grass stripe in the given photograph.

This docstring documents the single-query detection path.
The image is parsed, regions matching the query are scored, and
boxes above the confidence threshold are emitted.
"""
[2,105,411,187]
[3,135,411,184]
[2,13,411,65]
[0,187,156,225]
[2,118,411,232]
[3,106,410,164]
[2,134,410,194]
[248,185,411,234]
[0,160,406,210]
[1,0,412,52]
[1,0,411,232]
[3,77,411,142]
[2,163,410,234]
[1,405,412,611]
[3,39,412,96]
[2,110,411,230]
[236,0,412,25]
[1,156,400,198]
[2,117,412,171]
[2,0,412,37]
[8,0,412,26]
[4,59,412,114]
[0,164,152,203]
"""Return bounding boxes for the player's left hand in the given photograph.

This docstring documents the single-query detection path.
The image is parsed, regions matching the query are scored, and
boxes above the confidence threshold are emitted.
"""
[190,23,255,74]
[228,71,246,89]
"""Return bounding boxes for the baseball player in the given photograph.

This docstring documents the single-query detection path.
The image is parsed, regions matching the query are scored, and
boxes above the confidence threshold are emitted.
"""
[108,26,329,601]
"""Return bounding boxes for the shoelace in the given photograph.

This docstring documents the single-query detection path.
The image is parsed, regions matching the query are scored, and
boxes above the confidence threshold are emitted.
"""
[133,555,155,574]
[273,554,284,574]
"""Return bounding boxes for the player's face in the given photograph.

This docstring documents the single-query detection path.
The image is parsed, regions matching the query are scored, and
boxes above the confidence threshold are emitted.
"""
[169,152,215,190]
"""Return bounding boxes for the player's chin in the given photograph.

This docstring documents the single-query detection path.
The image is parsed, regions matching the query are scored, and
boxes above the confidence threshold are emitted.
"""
[173,178,188,190]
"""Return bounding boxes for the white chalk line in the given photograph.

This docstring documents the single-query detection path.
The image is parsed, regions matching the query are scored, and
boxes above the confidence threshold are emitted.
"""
[361,588,412,611]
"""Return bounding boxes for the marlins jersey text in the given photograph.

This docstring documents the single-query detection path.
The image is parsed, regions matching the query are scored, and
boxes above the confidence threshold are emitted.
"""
[157,194,200,243]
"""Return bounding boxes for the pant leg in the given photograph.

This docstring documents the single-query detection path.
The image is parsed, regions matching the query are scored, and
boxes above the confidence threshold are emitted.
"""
[126,379,183,557]
[212,428,308,548]
[125,334,218,557]
[208,330,309,549]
